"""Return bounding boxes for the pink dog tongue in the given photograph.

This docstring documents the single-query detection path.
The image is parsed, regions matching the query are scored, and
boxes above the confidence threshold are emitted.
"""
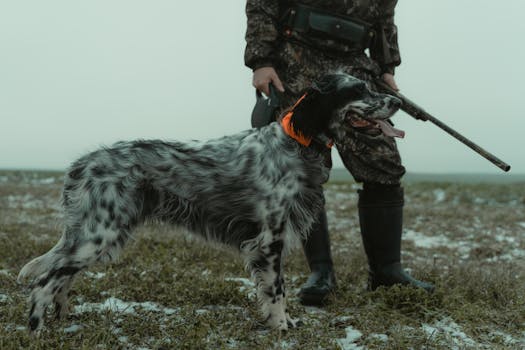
[376,120,405,138]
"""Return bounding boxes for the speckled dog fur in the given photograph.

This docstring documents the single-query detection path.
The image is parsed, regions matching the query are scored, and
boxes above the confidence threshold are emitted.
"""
[18,73,401,332]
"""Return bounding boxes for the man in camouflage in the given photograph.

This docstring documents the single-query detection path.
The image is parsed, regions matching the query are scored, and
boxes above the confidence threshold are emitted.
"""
[245,0,434,305]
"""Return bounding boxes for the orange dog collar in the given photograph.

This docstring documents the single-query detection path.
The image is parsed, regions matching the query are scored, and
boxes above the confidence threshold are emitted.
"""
[280,93,333,149]
[280,93,311,147]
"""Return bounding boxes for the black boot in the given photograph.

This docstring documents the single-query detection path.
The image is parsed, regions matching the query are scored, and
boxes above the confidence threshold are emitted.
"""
[358,184,434,292]
[298,210,337,305]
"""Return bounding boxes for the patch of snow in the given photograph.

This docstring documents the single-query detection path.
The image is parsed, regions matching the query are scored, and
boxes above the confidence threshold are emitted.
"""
[85,271,106,279]
[511,248,525,258]
[225,277,255,288]
[0,294,9,303]
[225,277,256,299]
[112,327,123,335]
[226,338,239,348]
[489,330,525,347]
[34,177,56,185]
[473,197,485,205]
[518,222,525,229]
[333,218,354,231]
[333,192,355,202]
[74,297,179,316]
[7,194,46,209]
[433,189,446,203]
[495,235,516,244]
[368,333,388,343]
[4,324,27,332]
[304,306,328,315]
[404,229,452,249]
[64,324,83,333]
[422,317,478,349]
[336,326,364,350]
[280,339,297,349]
[195,305,245,316]
[0,269,10,276]
[487,248,525,262]
[118,336,129,343]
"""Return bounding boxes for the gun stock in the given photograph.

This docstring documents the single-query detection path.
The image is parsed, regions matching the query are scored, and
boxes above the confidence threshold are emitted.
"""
[375,80,511,172]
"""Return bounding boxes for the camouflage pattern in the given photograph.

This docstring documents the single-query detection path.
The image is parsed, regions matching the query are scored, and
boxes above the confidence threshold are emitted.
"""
[245,0,401,74]
[244,0,405,185]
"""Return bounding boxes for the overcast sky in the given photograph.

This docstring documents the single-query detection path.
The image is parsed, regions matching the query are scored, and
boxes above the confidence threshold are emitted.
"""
[0,1,523,174]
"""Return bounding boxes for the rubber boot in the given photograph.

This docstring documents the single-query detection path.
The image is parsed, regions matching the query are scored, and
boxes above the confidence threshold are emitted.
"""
[358,184,434,292]
[298,210,337,305]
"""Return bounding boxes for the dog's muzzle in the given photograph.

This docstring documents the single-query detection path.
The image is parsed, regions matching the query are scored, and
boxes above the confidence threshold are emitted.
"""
[347,97,404,138]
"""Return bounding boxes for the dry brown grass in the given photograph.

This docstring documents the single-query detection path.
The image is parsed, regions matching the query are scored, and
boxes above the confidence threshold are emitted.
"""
[1,170,524,349]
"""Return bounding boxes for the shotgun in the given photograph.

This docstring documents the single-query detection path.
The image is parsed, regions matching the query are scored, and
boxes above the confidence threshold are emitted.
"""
[375,79,511,172]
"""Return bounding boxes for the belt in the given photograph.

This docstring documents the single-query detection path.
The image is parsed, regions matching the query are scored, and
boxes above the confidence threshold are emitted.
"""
[281,4,376,49]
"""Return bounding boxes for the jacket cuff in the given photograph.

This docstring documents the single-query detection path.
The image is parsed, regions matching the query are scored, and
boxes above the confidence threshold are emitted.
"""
[251,61,275,71]
[381,65,396,75]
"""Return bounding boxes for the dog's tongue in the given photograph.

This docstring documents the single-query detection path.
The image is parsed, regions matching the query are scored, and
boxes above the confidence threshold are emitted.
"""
[376,120,405,138]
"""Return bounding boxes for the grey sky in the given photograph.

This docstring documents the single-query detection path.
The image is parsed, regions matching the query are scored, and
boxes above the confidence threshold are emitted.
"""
[1,1,523,173]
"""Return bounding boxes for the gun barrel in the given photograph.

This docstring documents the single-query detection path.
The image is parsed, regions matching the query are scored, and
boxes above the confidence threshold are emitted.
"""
[375,80,511,172]
[417,109,511,172]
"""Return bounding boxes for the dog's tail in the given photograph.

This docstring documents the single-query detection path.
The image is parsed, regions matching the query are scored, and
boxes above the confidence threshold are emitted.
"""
[17,236,65,284]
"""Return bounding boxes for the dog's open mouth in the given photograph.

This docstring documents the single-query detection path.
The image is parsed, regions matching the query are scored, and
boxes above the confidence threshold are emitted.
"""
[347,112,405,138]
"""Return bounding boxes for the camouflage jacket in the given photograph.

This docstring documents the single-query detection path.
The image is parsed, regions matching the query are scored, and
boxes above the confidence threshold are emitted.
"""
[244,0,401,75]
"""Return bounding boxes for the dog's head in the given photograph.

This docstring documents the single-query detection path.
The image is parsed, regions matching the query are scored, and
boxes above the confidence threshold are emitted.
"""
[289,73,403,141]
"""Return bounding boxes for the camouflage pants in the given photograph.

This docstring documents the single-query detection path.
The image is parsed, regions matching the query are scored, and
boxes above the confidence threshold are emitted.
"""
[275,42,405,185]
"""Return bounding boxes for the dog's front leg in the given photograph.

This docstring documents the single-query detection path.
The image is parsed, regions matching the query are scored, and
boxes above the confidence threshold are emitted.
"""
[247,234,289,331]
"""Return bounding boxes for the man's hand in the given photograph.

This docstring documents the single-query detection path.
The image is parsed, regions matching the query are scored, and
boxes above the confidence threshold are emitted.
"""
[382,73,399,91]
[253,67,285,96]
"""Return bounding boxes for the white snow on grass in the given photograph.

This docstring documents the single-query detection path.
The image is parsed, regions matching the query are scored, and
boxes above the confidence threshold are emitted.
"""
[487,248,525,262]
[489,330,525,347]
[336,326,364,350]
[433,189,446,203]
[84,271,106,279]
[4,324,27,332]
[64,324,83,333]
[422,317,478,349]
[32,177,56,185]
[225,277,256,300]
[403,229,452,249]
[368,333,388,343]
[74,297,179,316]
[0,294,9,303]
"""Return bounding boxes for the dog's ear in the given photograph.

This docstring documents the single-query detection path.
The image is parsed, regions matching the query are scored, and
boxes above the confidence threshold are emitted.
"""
[290,87,334,139]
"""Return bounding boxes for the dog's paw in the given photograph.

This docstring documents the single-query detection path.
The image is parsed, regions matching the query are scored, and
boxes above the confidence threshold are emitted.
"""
[28,316,44,336]
[286,313,302,329]
[266,314,289,331]
[54,303,70,321]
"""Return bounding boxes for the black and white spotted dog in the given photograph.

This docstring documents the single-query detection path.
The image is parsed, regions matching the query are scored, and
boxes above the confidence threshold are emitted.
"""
[18,73,401,332]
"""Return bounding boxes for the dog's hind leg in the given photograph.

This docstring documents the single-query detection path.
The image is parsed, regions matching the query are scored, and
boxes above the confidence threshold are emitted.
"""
[26,256,84,332]
[26,225,131,332]
[52,275,74,320]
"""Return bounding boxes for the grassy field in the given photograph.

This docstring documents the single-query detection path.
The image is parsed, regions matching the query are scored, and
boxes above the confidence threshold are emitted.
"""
[1,170,524,349]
